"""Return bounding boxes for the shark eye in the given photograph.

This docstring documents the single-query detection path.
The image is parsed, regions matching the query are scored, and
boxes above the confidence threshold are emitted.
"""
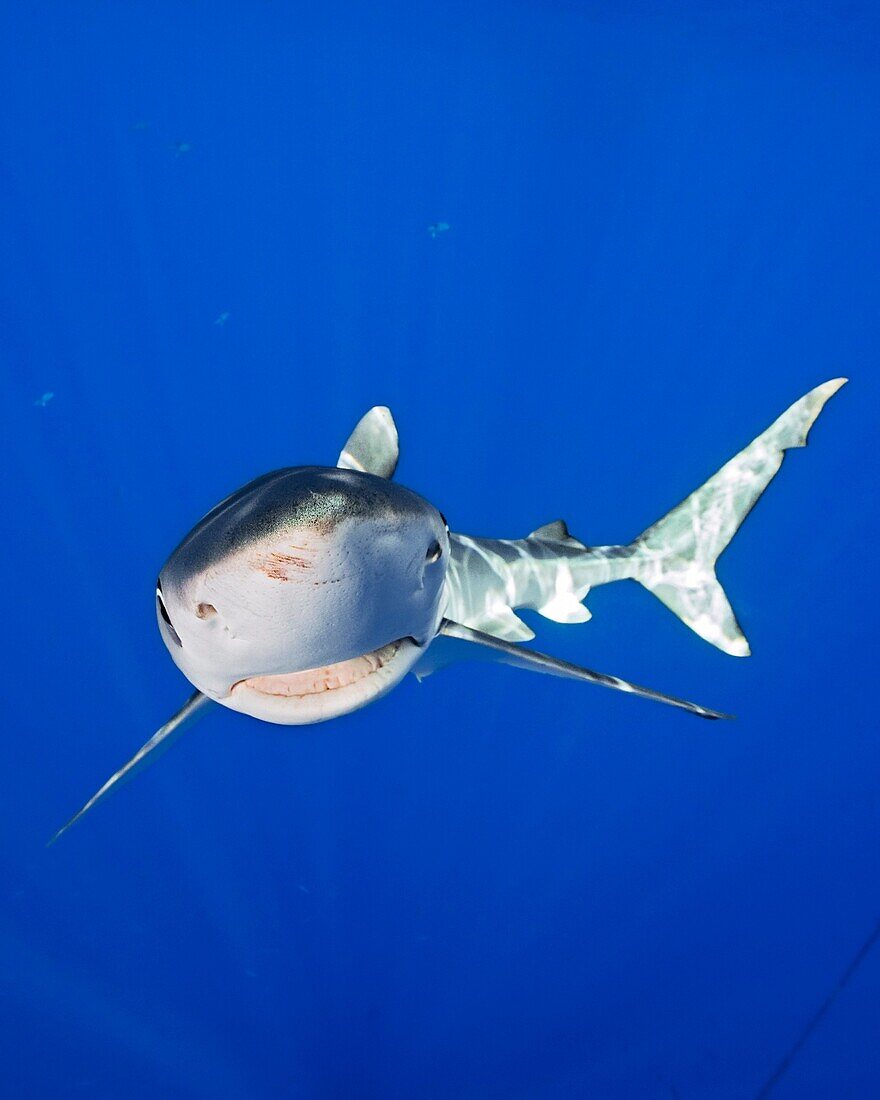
[426,541,443,564]
[156,581,182,646]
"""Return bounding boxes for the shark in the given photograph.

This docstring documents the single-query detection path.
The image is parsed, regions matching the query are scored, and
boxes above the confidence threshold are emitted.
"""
[51,378,846,842]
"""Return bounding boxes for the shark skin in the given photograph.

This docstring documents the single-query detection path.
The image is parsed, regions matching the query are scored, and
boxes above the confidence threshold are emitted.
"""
[51,381,846,842]
[442,378,847,656]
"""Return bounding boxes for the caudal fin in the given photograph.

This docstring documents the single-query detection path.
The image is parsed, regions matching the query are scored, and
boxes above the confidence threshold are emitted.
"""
[631,378,846,656]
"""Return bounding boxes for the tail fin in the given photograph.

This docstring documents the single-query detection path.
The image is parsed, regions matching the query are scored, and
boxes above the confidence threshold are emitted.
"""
[631,378,846,656]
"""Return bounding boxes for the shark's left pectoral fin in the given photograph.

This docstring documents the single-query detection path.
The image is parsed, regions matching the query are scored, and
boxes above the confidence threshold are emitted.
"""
[337,406,399,478]
[48,691,214,845]
[437,620,731,720]
[412,633,500,682]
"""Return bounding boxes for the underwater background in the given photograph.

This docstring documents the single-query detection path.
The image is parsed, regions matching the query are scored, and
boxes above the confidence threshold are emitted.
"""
[3,3,879,1097]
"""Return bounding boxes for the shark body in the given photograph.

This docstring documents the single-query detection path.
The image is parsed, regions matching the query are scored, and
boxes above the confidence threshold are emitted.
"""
[52,379,846,841]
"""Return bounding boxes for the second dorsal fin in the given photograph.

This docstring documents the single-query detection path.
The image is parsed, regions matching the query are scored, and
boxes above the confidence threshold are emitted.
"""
[528,519,586,549]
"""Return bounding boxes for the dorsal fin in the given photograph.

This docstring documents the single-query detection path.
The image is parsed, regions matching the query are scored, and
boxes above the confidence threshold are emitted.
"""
[337,406,399,478]
[528,519,586,549]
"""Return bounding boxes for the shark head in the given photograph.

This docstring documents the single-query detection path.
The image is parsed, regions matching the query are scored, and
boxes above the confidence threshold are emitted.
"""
[156,465,449,724]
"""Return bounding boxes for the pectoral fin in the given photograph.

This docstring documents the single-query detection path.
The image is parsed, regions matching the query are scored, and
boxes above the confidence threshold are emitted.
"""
[438,620,731,720]
[412,633,500,682]
[49,691,214,845]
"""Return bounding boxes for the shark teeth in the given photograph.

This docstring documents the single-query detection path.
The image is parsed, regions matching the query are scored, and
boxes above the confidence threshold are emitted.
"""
[233,641,402,698]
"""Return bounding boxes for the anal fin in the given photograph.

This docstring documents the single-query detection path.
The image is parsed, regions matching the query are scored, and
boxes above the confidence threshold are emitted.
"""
[538,592,592,624]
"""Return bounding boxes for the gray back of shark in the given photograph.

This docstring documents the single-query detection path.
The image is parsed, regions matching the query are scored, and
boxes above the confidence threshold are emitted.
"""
[51,384,845,842]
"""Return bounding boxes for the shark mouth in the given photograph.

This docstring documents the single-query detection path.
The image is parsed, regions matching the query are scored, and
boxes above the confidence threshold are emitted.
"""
[234,641,402,697]
[225,637,420,725]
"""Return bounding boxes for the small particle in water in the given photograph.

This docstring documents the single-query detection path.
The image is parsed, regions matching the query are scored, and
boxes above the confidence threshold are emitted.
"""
[244,968,257,979]
[34,392,54,407]
[132,120,149,132]
[172,141,191,158]
[214,311,230,326]
[297,883,310,894]
[427,221,450,238]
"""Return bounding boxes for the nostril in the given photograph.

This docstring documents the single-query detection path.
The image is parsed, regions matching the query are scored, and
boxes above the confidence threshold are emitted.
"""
[196,602,217,619]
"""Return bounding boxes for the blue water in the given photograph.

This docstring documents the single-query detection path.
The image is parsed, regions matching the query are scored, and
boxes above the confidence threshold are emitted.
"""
[3,4,879,1097]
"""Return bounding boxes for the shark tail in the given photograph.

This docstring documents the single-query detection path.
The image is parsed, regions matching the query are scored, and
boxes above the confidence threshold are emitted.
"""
[629,378,846,656]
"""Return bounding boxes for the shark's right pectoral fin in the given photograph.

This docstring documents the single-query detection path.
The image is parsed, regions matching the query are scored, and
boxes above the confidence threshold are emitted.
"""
[436,620,731,720]
[337,406,399,478]
[48,691,214,845]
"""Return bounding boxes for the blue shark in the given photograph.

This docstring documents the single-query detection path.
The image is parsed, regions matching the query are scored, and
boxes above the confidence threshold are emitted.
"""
[51,380,845,841]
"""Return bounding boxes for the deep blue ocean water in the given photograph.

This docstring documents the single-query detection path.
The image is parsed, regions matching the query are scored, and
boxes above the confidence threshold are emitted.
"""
[3,4,879,1097]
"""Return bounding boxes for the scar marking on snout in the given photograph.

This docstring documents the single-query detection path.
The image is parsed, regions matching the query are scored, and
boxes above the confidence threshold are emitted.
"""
[253,549,316,581]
